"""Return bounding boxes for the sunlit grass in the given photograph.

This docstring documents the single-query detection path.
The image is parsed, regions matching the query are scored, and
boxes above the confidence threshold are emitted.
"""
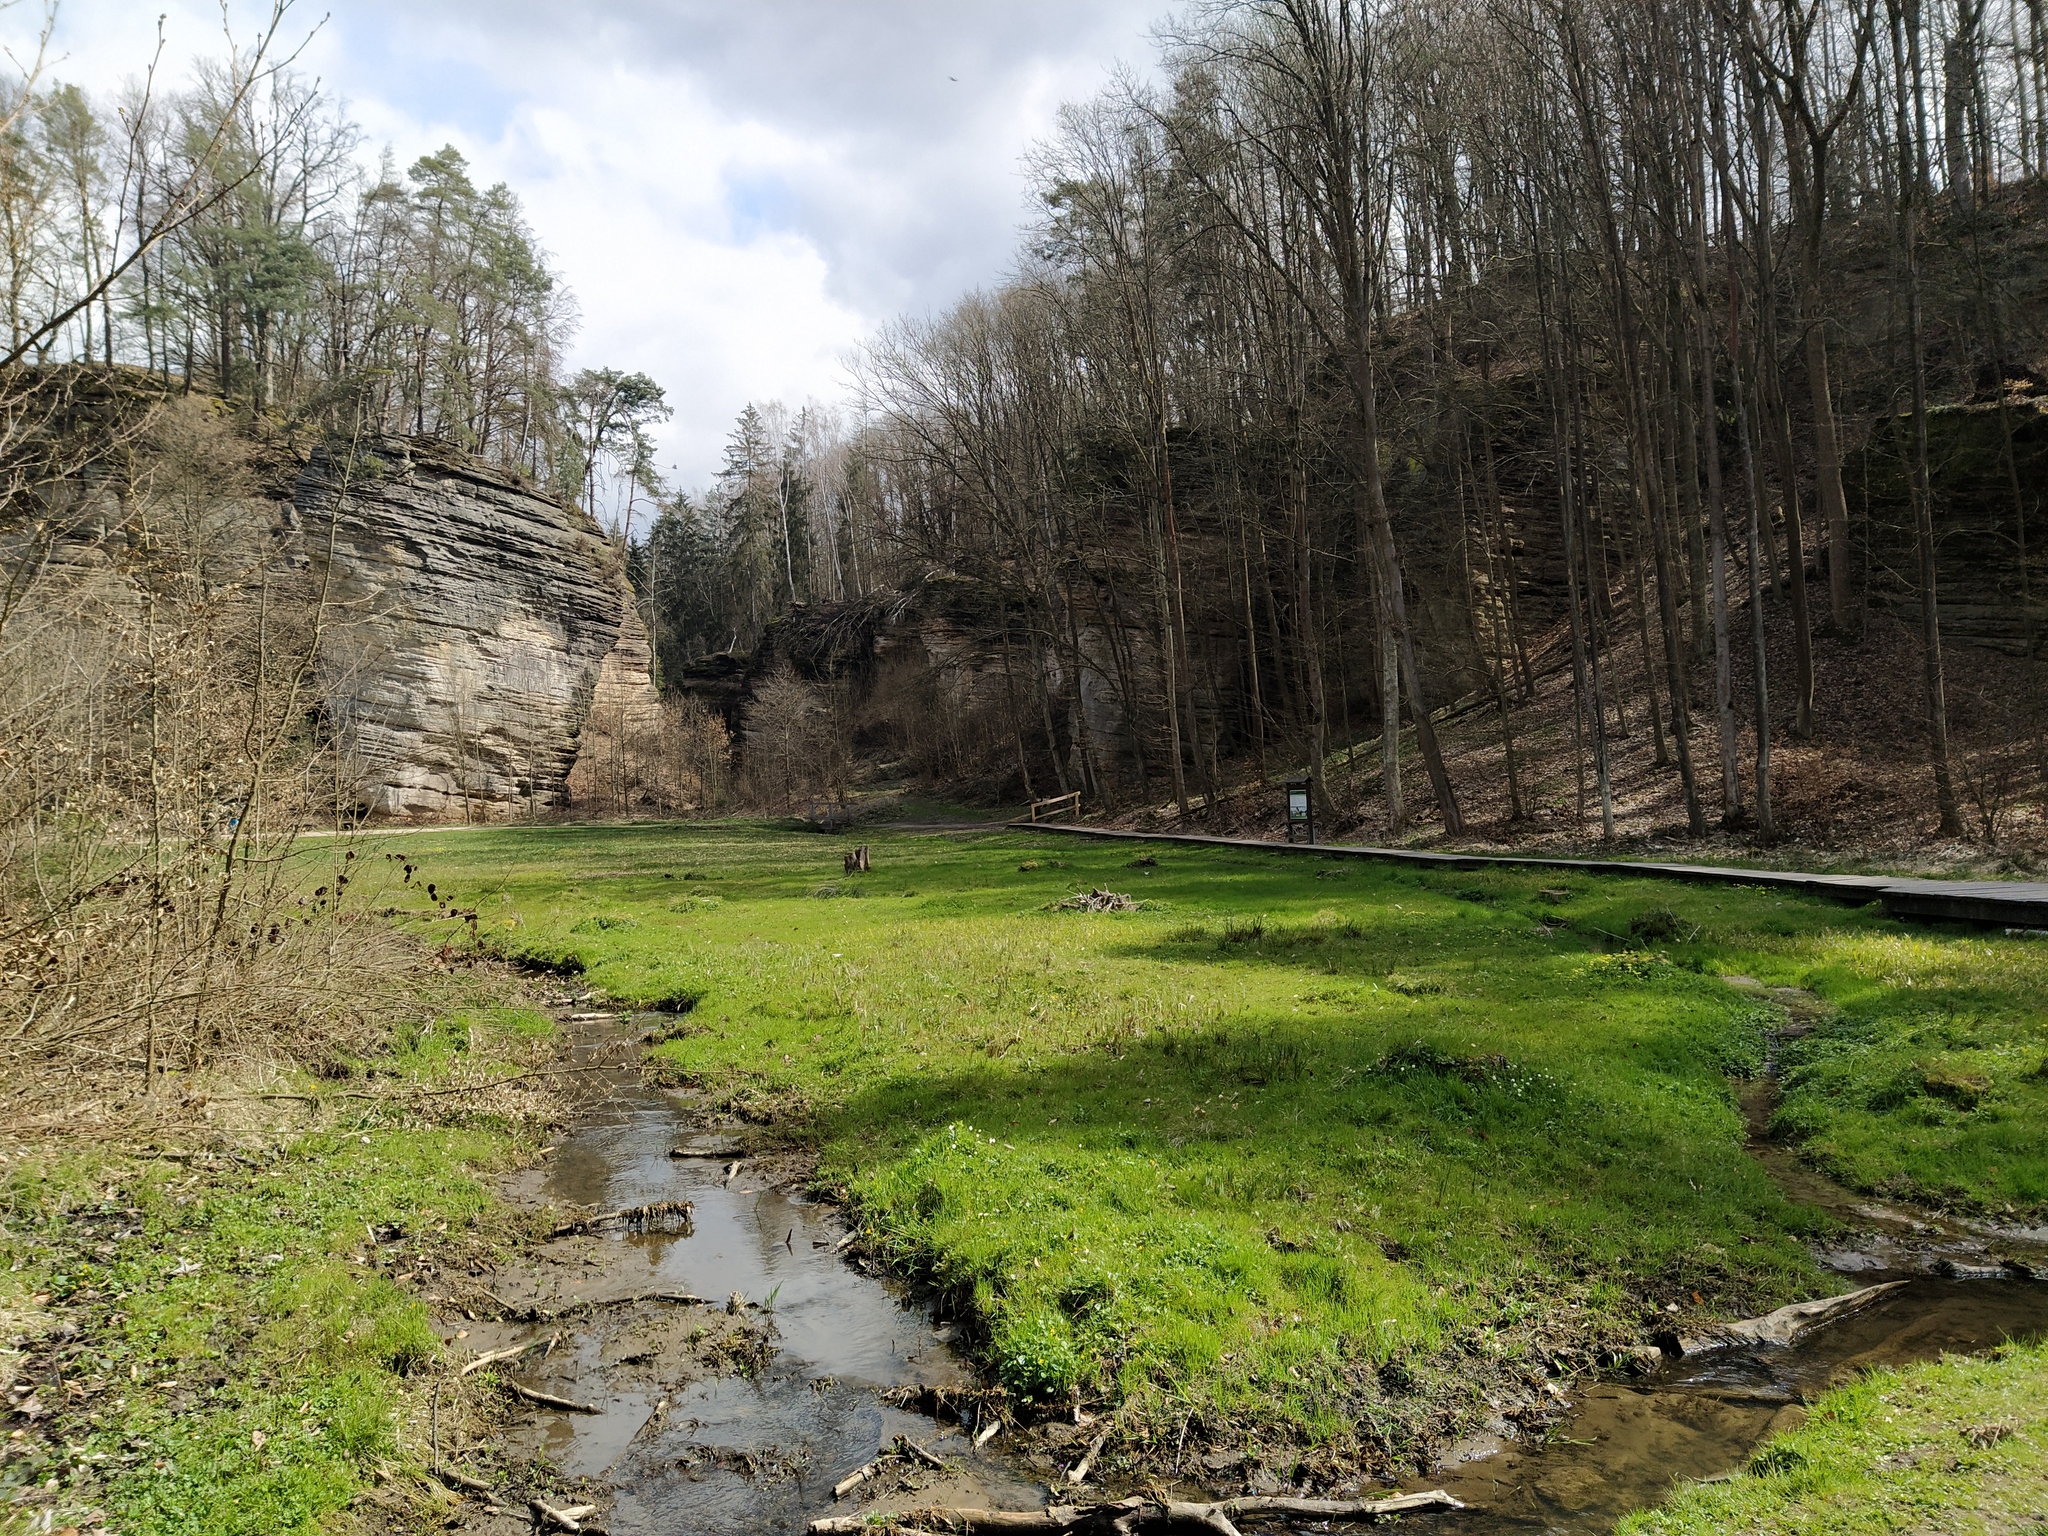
[360,822,2048,1454]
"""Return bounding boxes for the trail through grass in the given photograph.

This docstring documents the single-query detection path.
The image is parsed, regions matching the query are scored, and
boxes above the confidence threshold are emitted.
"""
[372,823,2048,1465]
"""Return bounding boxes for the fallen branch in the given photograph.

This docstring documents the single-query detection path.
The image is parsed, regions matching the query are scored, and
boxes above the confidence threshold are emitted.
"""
[459,1343,532,1377]
[486,1290,710,1324]
[833,1452,892,1499]
[901,1435,949,1471]
[530,1496,605,1532]
[439,1467,495,1494]
[549,1199,694,1238]
[503,1380,600,1414]
[806,1491,1464,1534]
[1065,1429,1108,1486]
[631,1394,670,1443]
[1675,1281,1910,1356]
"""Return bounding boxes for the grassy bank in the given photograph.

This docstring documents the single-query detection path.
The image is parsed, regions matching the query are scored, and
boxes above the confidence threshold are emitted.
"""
[1619,1339,2048,1535]
[370,821,2048,1472]
[0,995,558,1536]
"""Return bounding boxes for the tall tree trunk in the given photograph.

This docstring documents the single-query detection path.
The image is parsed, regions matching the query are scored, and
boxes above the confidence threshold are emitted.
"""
[1693,119,1743,822]
[1342,331,1462,832]
[1378,576,1403,835]
[1896,0,1967,835]
[1753,98,1819,734]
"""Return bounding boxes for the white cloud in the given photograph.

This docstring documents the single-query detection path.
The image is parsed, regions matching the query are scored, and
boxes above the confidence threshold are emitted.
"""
[4,0,1169,485]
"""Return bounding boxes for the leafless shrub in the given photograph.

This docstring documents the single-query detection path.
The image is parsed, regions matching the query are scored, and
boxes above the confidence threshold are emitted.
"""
[0,371,411,1111]
[739,661,851,811]
[1955,688,2045,848]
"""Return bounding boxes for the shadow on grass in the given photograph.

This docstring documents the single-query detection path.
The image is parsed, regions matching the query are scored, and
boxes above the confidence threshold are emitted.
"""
[802,919,1832,1429]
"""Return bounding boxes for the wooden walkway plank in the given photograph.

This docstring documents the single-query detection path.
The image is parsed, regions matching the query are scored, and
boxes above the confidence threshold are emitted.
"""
[1004,822,2048,931]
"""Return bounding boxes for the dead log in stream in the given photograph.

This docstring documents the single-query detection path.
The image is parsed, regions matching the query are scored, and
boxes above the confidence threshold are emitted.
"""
[548,1199,694,1238]
[808,1490,1463,1534]
[1674,1280,1910,1356]
[486,1290,708,1324]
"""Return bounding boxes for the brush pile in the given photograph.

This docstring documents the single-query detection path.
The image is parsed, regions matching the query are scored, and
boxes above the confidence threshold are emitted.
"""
[1056,889,1142,913]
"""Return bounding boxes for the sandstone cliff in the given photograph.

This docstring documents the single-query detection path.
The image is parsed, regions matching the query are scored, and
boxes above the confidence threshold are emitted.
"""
[292,435,657,821]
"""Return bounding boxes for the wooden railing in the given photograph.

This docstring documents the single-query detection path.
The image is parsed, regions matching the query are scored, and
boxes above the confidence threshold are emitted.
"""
[1027,791,1082,823]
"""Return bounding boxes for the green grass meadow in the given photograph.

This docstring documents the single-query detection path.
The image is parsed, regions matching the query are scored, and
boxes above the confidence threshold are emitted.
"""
[0,1003,556,1536]
[372,822,2048,1460]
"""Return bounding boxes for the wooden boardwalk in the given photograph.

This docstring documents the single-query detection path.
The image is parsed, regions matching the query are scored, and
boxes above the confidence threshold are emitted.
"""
[1007,821,2048,930]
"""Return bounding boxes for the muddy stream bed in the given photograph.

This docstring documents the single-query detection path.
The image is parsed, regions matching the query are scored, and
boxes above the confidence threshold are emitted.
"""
[445,996,2047,1535]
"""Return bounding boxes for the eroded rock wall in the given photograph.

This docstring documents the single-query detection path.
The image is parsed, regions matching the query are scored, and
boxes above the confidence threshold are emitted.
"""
[293,436,657,820]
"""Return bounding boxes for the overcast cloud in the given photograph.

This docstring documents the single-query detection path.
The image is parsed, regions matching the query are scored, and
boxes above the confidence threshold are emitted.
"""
[8,0,1169,485]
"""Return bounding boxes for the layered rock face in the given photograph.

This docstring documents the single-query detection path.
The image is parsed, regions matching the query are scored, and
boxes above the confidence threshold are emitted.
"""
[1852,395,2048,656]
[293,437,657,820]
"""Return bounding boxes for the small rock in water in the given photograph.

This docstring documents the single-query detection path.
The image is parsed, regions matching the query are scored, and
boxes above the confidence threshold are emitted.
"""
[1938,1259,2009,1280]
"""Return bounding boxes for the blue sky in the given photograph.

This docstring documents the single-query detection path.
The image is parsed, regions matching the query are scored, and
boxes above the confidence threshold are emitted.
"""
[9,0,1168,487]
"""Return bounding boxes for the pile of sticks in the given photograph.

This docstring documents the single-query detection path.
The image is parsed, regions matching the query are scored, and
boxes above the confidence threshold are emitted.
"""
[1056,888,1141,913]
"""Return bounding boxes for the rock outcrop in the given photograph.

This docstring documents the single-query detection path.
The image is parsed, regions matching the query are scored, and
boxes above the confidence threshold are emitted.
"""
[1851,392,2048,656]
[293,436,657,820]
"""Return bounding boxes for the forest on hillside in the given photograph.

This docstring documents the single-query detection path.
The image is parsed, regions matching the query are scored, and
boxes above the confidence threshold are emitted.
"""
[0,3,669,521]
[635,0,2048,850]
[4,0,2048,852]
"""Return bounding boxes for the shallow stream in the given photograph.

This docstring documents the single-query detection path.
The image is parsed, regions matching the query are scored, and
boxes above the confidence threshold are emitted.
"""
[471,1001,2045,1536]
[467,1013,1039,1535]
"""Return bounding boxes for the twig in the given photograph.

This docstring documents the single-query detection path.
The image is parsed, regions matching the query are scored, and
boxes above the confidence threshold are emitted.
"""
[806,1490,1465,1533]
[1066,1429,1108,1486]
[440,1467,495,1494]
[901,1434,949,1471]
[503,1380,600,1414]
[833,1452,893,1499]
